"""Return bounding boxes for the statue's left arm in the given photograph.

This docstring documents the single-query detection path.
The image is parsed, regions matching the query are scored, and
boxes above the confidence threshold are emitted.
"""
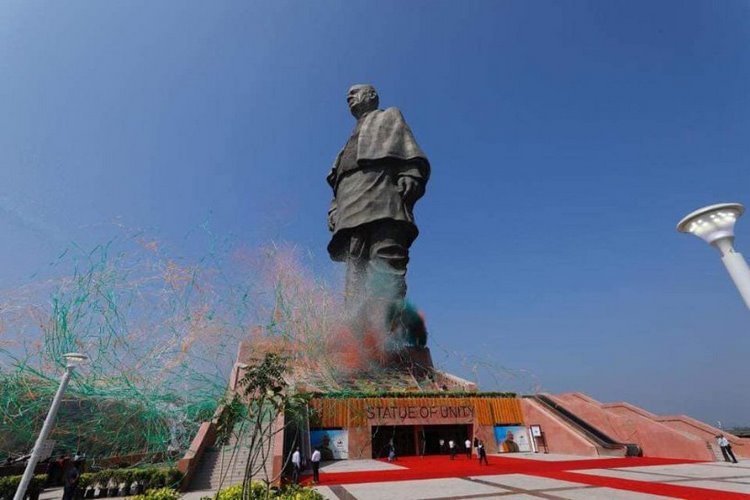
[327,196,337,232]
[397,162,428,205]
[358,107,430,205]
[379,108,430,205]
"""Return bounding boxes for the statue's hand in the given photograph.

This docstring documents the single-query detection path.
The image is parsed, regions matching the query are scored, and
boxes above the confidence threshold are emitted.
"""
[327,198,338,232]
[397,176,421,204]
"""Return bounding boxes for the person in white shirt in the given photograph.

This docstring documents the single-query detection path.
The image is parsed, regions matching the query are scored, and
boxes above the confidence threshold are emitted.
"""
[291,447,301,483]
[465,438,472,459]
[310,448,321,483]
[717,435,738,464]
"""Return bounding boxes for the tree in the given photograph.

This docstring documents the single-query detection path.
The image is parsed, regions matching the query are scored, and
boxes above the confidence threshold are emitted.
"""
[229,352,309,499]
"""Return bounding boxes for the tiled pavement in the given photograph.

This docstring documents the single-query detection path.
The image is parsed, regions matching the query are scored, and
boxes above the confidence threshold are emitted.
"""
[313,476,672,499]
[40,455,750,499]
[577,461,750,496]
[311,455,750,499]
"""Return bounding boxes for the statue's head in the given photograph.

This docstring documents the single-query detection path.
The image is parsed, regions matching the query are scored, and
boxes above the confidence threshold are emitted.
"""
[347,84,379,118]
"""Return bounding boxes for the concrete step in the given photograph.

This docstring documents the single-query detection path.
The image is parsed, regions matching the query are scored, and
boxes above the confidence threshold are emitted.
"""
[189,420,278,492]
[190,446,272,490]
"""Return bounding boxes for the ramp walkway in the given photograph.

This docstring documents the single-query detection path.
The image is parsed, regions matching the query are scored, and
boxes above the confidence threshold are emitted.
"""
[530,394,639,457]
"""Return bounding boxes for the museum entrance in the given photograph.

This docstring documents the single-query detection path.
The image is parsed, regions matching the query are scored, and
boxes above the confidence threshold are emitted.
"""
[371,424,472,458]
[421,424,473,455]
[371,425,415,458]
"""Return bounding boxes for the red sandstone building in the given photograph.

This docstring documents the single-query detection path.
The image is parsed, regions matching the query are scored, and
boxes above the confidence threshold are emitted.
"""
[177,343,750,489]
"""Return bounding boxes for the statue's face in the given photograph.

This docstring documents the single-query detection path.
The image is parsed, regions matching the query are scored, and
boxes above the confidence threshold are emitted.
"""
[347,85,378,118]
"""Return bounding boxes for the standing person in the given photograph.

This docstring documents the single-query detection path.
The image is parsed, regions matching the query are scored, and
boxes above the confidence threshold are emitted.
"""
[45,457,59,487]
[387,438,397,462]
[61,463,79,500]
[53,454,66,486]
[439,438,445,455]
[448,439,456,460]
[717,435,738,464]
[478,440,489,465]
[310,448,321,484]
[73,451,85,474]
[291,447,301,484]
[465,438,472,459]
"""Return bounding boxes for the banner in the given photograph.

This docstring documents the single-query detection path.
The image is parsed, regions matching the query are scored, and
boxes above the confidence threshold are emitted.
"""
[494,425,531,453]
[310,429,349,460]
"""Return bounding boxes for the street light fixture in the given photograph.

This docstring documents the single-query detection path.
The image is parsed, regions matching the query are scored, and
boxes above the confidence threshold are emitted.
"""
[63,353,88,368]
[677,202,750,309]
[13,353,89,500]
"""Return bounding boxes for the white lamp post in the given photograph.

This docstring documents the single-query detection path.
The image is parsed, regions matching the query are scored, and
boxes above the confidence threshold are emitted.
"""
[13,353,88,500]
[677,203,750,309]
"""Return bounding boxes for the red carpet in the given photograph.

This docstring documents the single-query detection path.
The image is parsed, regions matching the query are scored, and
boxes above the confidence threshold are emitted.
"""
[301,455,749,499]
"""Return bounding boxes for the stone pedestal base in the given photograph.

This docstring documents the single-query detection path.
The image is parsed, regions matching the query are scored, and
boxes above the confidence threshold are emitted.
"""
[384,346,435,377]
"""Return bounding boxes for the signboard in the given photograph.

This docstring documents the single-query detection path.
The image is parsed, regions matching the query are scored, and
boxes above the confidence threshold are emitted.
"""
[365,403,474,424]
[494,425,531,453]
[310,429,348,460]
[37,440,56,461]
[530,425,542,438]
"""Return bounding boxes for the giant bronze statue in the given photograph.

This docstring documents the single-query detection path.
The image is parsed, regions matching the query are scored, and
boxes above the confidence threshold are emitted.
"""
[326,84,430,343]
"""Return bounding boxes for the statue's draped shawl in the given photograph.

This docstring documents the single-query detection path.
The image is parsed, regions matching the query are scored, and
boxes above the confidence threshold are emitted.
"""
[327,107,430,188]
[356,107,429,169]
[326,107,430,261]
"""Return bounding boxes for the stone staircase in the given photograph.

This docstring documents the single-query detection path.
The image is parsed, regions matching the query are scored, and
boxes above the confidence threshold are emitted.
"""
[189,429,276,491]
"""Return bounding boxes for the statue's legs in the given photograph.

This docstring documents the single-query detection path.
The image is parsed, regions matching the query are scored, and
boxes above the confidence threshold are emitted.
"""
[344,232,368,310]
[365,222,409,306]
[367,224,410,351]
[343,222,411,355]
[351,222,410,335]
[344,221,410,308]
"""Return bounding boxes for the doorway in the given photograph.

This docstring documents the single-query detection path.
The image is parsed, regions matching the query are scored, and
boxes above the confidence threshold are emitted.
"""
[371,425,416,458]
[371,424,472,458]
[421,424,472,455]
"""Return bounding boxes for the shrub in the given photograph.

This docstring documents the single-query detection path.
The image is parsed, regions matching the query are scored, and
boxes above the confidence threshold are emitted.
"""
[130,487,180,500]
[0,475,45,500]
[131,469,151,485]
[163,469,183,489]
[215,484,242,500]
[214,483,323,500]
[77,473,96,489]
[277,484,324,500]
[216,482,265,500]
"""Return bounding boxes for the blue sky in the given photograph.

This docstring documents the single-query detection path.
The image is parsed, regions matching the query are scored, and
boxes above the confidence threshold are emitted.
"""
[1,1,749,425]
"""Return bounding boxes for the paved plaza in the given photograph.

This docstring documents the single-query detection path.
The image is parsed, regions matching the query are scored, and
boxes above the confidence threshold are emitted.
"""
[309,453,750,499]
[38,454,750,500]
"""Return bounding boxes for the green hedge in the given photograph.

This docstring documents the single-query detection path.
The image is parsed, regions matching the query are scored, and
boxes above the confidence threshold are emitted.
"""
[77,467,182,493]
[0,475,45,500]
